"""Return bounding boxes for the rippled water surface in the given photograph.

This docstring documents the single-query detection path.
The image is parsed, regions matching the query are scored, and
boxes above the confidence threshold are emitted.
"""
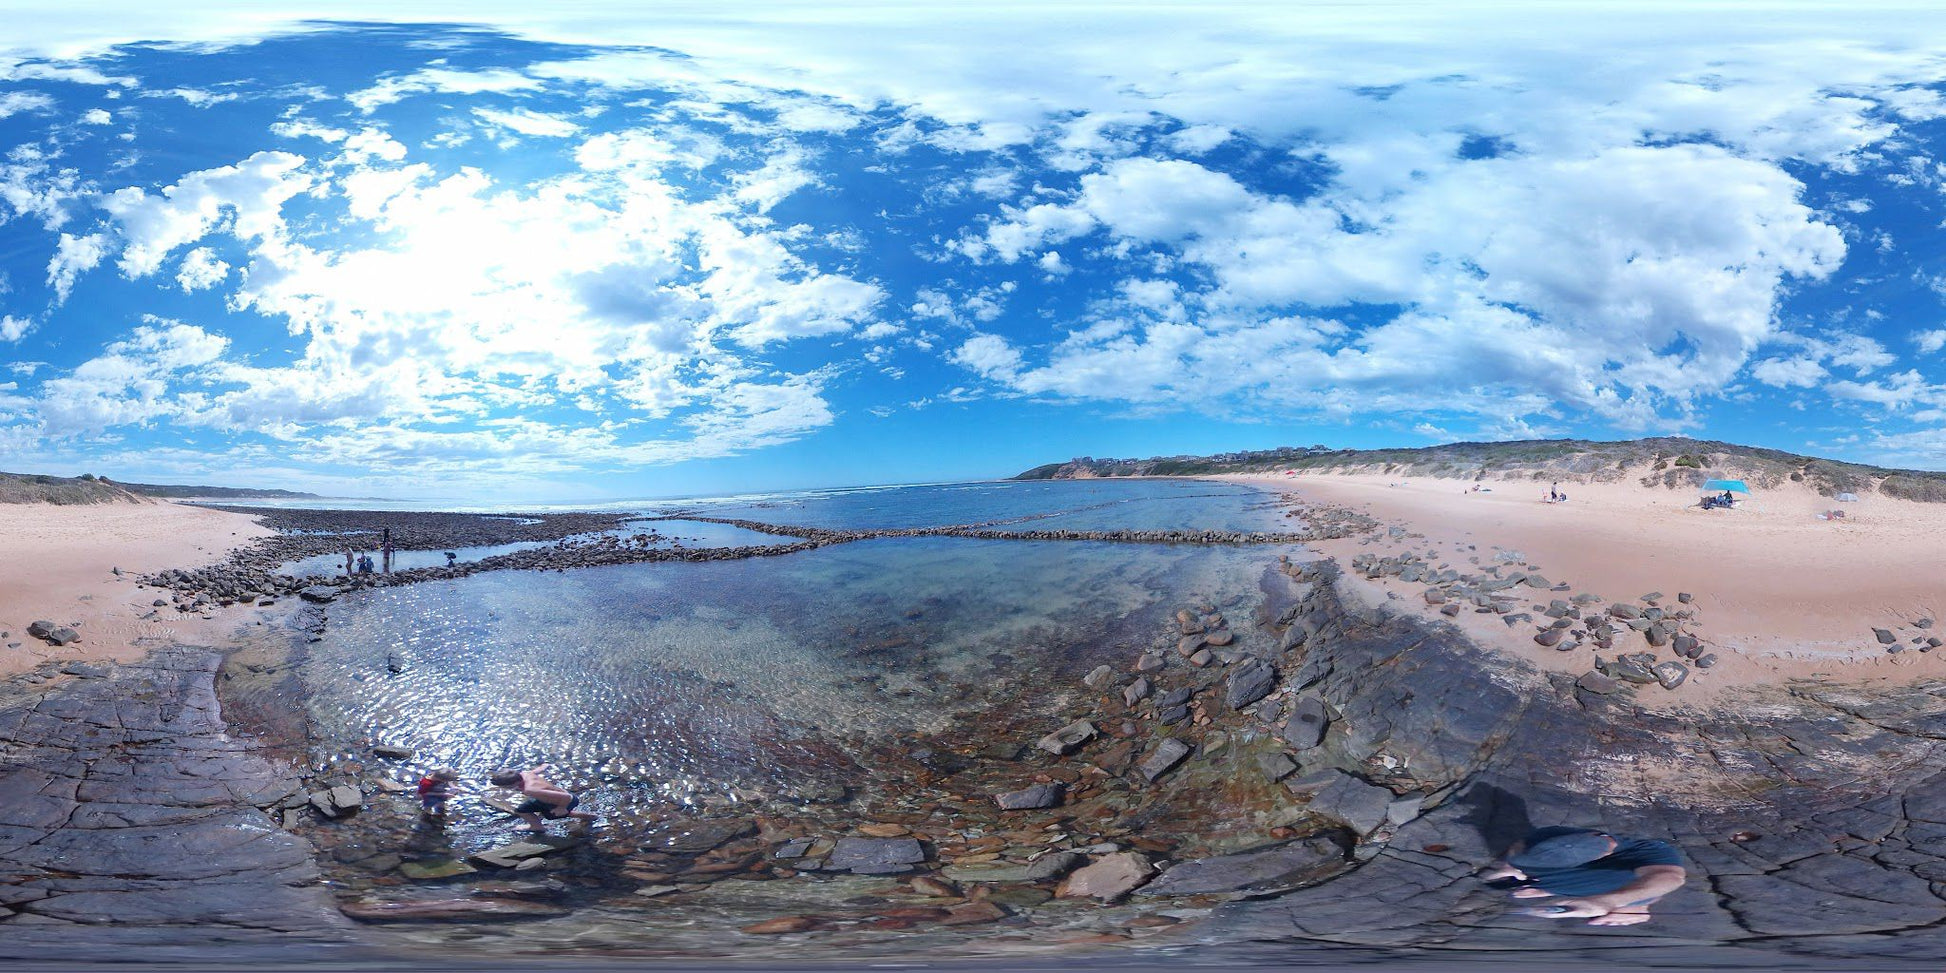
[300,480,1294,810]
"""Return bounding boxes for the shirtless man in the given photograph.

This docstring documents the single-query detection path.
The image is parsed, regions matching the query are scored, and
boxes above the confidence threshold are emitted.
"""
[1481,827,1686,926]
[489,765,598,834]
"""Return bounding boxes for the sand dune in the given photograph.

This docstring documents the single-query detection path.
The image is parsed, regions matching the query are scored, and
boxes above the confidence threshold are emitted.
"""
[1222,471,1946,703]
[0,501,272,677]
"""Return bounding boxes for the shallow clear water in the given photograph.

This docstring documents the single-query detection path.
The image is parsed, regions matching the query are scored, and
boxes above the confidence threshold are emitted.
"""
[299,480,1296,810]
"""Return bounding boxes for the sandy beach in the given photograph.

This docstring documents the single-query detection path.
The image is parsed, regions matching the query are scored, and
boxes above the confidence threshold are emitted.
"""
[1223,471,1946,703]
[0,500,272,677]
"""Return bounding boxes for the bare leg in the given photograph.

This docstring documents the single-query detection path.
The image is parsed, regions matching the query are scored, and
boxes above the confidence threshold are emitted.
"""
[516,812,546,833]
[1510,887,1553,899]
[1587,904,1652,926]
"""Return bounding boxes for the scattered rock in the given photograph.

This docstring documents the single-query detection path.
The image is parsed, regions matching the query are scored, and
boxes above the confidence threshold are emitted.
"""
[1056,852,1155,901]
[940,901,1009,925]
[1678,592,1694,604]
[639,819,755,856]
[1123,677,1152,707]
[371,745,415,760]
[1137,738,1193,782]
[1282,695,1329,750]
[1575,671,1620,695]
[469,835,581,868]
[1874,628,1898,645]
[1134,652,1165,673]
[1534,628,1564,648]
[1696,653,1718,668]
[1652,660,1689,690]
[995,782,1066,811]
[743,916,819,934]
[1225,659,1277,710]
[1083,664,1113,687]
[1258,752,1299,782]
[943,852,1081,883]
[858,822,911,838]
[1037,720,1098,756]
[827,836,926,875]
[398,858,476,880]
[298,586,340,604]
[1204,628,1235,647]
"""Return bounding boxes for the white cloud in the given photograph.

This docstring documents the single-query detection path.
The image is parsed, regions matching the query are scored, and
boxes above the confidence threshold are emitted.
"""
[100,150,310,278]
[46,231,107,301]
[1168,124,1232,155]
[0,315,32,342]
[1750,357,1827,388]
[80,107,111,125]
[951,333,1022,380]
[0,92,54,119]
[473,106,581,138]
[175,246,228,291]
[34,319,229,436]
[1915,329,1946,354]
[349,66,541,112]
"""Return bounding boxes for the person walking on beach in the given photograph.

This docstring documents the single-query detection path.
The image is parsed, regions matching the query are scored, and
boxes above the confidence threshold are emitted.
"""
[344,547,354,576]
[489,765,598,834]
[417,767,459,819]
[1479,826,1686,926]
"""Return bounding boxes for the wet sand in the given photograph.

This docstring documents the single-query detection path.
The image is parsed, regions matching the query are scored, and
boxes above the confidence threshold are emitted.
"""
[0,500,272,676]
[1220,471,1946,702]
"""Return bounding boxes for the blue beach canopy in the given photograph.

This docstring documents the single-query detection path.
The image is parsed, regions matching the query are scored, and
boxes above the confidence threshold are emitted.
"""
[1701,479,1750,493]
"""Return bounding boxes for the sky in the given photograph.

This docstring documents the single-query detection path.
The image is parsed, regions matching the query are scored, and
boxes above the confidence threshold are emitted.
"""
[6,2,1946,500]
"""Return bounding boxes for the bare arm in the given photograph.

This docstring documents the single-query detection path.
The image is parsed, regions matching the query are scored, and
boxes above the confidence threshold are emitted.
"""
[1546,866,1687,917]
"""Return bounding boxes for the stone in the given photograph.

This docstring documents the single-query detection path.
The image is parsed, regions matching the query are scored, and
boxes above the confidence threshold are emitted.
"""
[1439,604,1462,617]
[339,897,567,921]
[1652,660,1689,690]
[1056,852,1154,901]
[1156,704,1189,725]
[995,782,1065,811]
[469,835,581,868]
[1258,752,1299,782]
[1204,628,1235,647]
[633,885,681,898]
[1918,617,1936,629]
[1224,659,1277,710]
[1137,737,1193,782]
[1177,636,1206,656]
[1874,627,1898,645]
[1083,664,1113,687]
[1134,652,1165,673]
[1036,720,1098,756]
[1135,835,1349,897]
[1304,772,1393,835]
[1123,677,1152,707]
[42,627,79,646]
[1282,695,1329,750]
[298,585,339,604]
[940,900,1009,925]
[743,916,818,934]
[371,745,415,760]
[909,876,958,897]
[398,858,476,880]
[1678,592,1694,603]
[1644,623,1670,647]
[1423,588,1446,605]
[1385,796,1424,826]
[1696,653,1718,668]
[1640,591,1663,602]
[1534,628,1564,647]
[858,822,911,837]
[827,836,926,875]
[1188,649,1213,667]
[1575,671,1620,695]
[943,852,1080,883]
[771,838,814,860]
[26,620,55,638]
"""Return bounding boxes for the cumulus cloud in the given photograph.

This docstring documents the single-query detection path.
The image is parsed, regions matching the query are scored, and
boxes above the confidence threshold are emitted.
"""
[101,151,310,278]
[46,232,108,301]
[349,66,541,112]
[473,107,581,138]
[0,315,32,342]
[0,92,55,119]
[174,246,228,291]
[1915,329,1946,354]
[80,107,111,125]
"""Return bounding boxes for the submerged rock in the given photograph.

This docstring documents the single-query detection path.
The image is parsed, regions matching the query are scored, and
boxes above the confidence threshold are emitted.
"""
[1138,738,1193,782]
[995,782,1065,811]
[1037,720,1098,756]
[1303,772,1393,835]
[827,836,926,875]
[1225,659,1277,710]
[1282,695,1329,750]
[639,818,754,856]
[339,897,567,921]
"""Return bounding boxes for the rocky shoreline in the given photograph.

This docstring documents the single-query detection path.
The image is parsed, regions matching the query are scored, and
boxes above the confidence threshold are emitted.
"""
[8,492,1945,966]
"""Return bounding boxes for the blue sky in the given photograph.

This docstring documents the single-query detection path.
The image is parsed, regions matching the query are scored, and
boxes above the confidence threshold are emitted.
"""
[6,2,1946,501]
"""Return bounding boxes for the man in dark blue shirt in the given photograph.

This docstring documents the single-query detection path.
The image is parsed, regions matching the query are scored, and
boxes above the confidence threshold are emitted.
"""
[1480,826,1686,926]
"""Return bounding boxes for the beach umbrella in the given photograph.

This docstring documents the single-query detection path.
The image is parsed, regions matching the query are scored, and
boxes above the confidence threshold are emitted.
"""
[1835,492,1860,502]
[1701,479,1750,494]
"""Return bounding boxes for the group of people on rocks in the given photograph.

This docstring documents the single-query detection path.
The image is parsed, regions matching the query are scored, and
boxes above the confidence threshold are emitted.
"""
[343,528,399,576]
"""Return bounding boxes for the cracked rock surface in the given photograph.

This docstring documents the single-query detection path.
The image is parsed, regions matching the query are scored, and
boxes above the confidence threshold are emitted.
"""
[1195,561,1946,965]
[0,649,347,950]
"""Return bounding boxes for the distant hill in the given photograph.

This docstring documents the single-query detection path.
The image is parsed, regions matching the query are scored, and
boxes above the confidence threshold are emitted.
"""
[119,481,323,500]
[1016,437,1946,502]
[0,472,145,504]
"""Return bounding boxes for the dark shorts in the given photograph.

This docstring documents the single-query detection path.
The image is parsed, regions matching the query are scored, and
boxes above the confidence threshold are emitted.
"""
[515,796,579,819]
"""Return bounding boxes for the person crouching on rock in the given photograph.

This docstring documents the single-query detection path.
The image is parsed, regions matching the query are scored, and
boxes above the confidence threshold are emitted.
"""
[489,765,598,834]
[1479,826,1686,926]
[417,768,459,818]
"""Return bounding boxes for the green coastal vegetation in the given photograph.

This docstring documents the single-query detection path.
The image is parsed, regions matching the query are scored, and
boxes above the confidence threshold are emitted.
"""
[1015,437,1946,502]
[0,471,321,504]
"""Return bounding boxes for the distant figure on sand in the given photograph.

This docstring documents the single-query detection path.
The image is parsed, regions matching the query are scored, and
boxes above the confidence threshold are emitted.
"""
[444,551,457,567]
[417,768,458,818]
[1480,826,1686,926]
[489,765,597,834]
